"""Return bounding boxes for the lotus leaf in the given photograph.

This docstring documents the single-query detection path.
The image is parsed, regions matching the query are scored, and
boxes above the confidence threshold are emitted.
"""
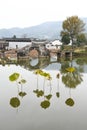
[40,100,50,109]
[33,89,39,94]
[37,90,44,97]
[9,73,20,81]
[10,97,20,108]
[19,92,27,97]
[19,79,26,84]
[65,98,75,106]
[45,94,52,100]
[34,69,43,75]
[66,67,75,73]
[33,90,44,97]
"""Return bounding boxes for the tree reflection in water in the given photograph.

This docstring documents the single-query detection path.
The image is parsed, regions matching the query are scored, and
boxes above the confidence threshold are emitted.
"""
[6,57,86,109]
[61,60,83,107]
[61,63,83,88]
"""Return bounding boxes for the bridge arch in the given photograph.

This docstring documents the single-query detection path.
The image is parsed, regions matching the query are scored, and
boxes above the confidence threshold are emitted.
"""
[29,46,41,56]
[17,57,50,70]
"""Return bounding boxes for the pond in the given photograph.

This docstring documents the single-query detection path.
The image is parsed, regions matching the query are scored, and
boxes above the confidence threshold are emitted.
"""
[0,57,87,130]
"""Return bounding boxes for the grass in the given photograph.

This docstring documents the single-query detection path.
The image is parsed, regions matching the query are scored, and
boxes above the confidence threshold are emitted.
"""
[63,45,87,53]
[74,46,87,53]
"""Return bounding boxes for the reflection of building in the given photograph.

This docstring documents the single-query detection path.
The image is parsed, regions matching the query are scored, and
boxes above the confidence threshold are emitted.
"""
[4,49,17,61]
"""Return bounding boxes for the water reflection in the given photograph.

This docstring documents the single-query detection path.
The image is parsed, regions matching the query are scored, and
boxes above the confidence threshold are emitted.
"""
[60,60,83,107]
[17,57,50,70]
[76,57,87,65]
[31,64,83,108]
[60,59,83,88]
[0,57,86,109]
[1,57,87,130]
[33,69,52,109]
[62,67,83,88]
[1,56,87,72]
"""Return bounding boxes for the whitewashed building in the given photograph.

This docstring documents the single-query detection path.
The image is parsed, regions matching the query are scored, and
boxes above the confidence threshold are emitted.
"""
[8,41,32,49]
[46,40,62,50]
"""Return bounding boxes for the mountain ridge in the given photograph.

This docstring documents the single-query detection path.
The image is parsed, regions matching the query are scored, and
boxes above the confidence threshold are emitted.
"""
[0,18,87,40]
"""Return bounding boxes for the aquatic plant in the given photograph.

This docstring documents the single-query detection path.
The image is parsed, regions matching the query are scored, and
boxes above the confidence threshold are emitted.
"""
[9,72,27,108]
[56,73,60,98]
[9,73,20,82]
[33,89,44,97]
[34,69,43,75]
[56,92,60,98]
[65,98,75,107]
[66,67,75,73]
[19,92,27,98]
[45,94,52,100]
[10,97,20,108]
[40,100,50,109]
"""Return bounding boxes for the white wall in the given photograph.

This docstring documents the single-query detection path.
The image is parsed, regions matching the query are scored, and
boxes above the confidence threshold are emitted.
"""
[46,44,56,49]
[46,43,61,49]
[8,42,32,49]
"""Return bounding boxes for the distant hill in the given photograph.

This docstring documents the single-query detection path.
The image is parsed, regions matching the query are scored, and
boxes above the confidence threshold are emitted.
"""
[0,18,87,40]
[0,21,62,40]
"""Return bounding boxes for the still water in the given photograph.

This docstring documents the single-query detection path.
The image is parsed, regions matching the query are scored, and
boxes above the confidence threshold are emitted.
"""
[0,57,87,130]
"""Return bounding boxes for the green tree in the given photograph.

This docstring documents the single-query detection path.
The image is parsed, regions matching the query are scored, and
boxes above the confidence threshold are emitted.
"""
[12,35,16,39]
[77,33,86,46]
[61,16,85,47]
[61,31,70,44]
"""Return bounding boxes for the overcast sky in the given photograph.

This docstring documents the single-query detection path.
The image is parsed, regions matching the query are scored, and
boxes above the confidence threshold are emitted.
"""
[0,0,87,29]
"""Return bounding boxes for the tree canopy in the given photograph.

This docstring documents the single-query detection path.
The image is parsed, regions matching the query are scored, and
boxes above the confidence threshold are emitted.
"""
[61,32,70,44]
[60,16,86,46]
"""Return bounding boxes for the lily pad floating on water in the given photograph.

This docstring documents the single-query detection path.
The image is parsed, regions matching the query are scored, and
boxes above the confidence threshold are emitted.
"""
[10,97,20,108]
[9,73,20,81]
[45,94,52,100]
[19,92,27,97]
[33,89,39,94]
[33,90,44,97]
[34,69,43,75]
[66,67,75,73]
[40,100,50,109]
[42,72,52,80]
[65,98,75,107]
[37,90,44,97]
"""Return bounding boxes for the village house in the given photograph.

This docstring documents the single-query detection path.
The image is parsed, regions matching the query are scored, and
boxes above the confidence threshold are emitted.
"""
[0,40,9,50]
[45,40,62,50]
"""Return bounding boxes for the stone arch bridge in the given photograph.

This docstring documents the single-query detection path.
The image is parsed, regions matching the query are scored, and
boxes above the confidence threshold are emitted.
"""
[17,40,50,57]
